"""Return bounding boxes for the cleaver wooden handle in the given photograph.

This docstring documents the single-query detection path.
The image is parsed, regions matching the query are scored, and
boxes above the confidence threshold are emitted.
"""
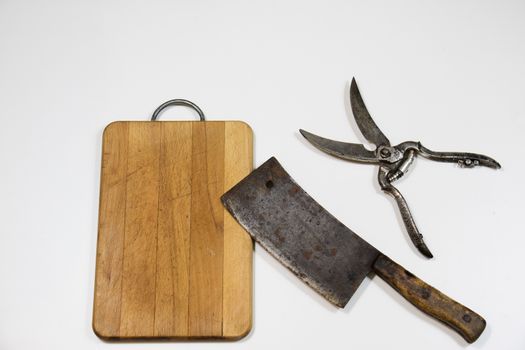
[373,254,486,343]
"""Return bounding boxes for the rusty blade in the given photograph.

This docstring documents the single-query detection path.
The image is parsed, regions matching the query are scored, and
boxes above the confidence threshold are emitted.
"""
[299,129,380,164]
[350,78,391,148]
[221,157,380,308]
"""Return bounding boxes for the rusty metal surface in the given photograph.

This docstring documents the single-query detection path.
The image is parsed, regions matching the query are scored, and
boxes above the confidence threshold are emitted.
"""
[349,78,391,147]
[221,157,380,308]
[298,129,378,164]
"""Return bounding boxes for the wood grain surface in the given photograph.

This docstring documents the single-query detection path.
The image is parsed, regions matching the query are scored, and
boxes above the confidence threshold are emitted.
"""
[93,121,253,340]
[373,254,486,343]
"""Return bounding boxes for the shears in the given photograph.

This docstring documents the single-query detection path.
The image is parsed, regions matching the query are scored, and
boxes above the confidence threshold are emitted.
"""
[300,78,500,258]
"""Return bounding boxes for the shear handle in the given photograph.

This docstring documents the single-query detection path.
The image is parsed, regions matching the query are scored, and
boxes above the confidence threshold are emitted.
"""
[418,143,501,169]
[378,166,433,258]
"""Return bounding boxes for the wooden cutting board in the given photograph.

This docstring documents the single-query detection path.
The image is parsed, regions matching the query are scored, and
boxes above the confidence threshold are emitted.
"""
[93,120,253,340]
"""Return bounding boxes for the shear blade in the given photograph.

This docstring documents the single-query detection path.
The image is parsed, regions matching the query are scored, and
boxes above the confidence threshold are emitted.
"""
[350,78,391,148]
[299,129,379,163]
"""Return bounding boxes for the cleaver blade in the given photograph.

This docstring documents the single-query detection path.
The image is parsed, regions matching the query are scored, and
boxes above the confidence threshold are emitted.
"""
[221,157,486,343]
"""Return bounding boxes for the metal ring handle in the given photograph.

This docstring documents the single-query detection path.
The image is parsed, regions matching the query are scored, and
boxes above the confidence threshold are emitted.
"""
[151,99,205,121]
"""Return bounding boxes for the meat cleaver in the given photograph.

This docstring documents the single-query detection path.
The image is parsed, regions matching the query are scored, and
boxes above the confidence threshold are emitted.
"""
[221,157,486,343]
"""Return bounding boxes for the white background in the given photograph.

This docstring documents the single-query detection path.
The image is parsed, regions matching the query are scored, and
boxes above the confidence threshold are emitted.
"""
[1,0,524,349]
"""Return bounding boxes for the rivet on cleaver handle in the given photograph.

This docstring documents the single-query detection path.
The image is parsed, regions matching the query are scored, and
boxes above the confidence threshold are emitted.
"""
[220,157,486,343]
